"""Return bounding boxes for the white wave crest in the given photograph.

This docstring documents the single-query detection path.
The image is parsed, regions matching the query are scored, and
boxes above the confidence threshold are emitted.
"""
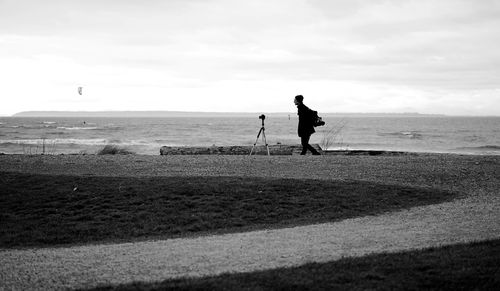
[57,126,98,130]
[0,138,108,145]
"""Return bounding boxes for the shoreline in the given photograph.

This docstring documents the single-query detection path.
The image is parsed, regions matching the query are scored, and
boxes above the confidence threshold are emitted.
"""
[2,146,500,157]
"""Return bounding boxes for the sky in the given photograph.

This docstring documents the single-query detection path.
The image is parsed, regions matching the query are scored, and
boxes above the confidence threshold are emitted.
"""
[1,0,499,116]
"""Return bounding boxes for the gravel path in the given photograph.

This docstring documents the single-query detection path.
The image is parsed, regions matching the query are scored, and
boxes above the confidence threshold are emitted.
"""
[0,154,499,290]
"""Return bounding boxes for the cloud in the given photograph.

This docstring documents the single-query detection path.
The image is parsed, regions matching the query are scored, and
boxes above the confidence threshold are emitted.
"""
[0,0,499,115]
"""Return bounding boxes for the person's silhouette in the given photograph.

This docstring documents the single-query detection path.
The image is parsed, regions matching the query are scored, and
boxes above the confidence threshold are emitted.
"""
[294,95,321,155]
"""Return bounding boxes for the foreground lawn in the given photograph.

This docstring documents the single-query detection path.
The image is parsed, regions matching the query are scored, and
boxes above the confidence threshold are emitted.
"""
[89,239,500,290]
[0,171,456,248]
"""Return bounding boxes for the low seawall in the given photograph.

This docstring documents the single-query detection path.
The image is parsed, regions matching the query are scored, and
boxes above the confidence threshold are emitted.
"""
[160,144,310,155]
[159,145,412,156]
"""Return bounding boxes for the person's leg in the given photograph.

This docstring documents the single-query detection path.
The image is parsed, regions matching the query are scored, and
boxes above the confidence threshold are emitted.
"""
[302,134,320,155]
[307,143,320,155]
[300,135,309,155]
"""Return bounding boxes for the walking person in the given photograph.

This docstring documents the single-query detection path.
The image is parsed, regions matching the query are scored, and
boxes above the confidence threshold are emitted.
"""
[294,95,321,155]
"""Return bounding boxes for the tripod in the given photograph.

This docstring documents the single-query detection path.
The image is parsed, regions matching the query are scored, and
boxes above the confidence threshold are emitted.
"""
[249,117,270,156]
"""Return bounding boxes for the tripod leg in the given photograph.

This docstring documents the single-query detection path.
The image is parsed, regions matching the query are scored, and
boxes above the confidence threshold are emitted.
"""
[261,128,270,156]
[250,128,264,155]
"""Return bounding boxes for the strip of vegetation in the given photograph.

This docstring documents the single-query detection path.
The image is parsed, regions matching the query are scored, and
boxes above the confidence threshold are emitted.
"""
[97,145,134,155]
[0,171,457,248]
[88,239,500,290]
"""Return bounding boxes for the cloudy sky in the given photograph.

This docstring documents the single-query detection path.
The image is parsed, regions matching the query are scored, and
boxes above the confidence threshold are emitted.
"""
[1,0,499,116]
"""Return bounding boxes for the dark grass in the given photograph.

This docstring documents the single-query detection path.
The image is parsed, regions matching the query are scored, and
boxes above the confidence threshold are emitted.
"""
[87,239,500,291]
[0,171,457,248]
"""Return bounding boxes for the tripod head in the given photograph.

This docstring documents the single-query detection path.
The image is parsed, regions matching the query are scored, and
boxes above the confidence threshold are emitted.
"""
[259,114,265,127]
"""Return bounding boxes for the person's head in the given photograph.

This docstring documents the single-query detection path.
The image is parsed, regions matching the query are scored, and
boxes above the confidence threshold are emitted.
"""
[294,95,303,105]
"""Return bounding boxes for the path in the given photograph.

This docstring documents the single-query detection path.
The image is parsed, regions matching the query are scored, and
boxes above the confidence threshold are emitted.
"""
[1,194,499,290]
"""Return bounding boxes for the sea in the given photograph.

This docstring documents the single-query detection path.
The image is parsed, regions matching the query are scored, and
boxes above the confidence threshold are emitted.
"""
[1,115,500,155]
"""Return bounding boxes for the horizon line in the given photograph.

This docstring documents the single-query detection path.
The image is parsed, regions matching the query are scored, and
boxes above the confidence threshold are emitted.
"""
[3,110,499,117]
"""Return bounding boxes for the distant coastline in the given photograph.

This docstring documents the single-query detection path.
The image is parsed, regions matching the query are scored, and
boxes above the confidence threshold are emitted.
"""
[11,111,446,118]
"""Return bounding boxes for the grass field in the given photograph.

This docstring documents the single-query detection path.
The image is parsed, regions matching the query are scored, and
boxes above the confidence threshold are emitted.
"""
[0,171,457,248]
[88,239,500,291]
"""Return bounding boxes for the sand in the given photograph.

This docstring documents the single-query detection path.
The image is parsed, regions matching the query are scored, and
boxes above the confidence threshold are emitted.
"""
[0,153,499,290]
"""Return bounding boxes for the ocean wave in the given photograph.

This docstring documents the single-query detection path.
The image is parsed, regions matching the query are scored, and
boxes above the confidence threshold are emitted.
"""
[456,145,500,151]
[42,121,56,124]
[379,131,423,139]
[4,124,59,129]
[0,138,108,146]
[154,139,171,143]
[0,138,158,147]
[106,139,155,146]
[464,135,486,142]
[57,126,99,130]
[55,125,122,131]
[46,131,67,135]
[103,125,122,130]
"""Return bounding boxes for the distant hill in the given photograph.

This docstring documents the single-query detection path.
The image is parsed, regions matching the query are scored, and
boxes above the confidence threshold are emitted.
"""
[11,111,445,118]
[12,111,264,117]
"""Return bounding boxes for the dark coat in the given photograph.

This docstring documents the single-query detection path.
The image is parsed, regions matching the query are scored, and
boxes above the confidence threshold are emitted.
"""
[297,103,315,137]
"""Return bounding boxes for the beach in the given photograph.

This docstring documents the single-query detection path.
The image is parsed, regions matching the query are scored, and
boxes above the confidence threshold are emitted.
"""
[0,152,499,290]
